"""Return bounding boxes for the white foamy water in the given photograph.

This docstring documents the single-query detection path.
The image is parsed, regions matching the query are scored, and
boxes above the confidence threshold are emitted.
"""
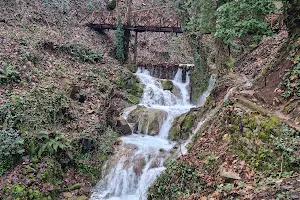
[90,67,211,200]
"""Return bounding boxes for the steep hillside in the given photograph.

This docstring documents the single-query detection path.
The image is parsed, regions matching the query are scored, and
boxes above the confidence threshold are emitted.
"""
[148,30,300,200]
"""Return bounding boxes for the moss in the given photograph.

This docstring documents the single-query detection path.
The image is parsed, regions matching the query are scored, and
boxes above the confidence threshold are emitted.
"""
[68,183,81,191]
[127,95,140,104]
[125,64,138,73]
[228,110,299,174]
[168,112,195,141]
[161,80,174,91]
[116,71,144,103]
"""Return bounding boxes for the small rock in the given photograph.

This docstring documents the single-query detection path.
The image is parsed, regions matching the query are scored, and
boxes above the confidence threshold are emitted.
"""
[63,192,73,198]
[240,90,255,97]
[220,168,241,180]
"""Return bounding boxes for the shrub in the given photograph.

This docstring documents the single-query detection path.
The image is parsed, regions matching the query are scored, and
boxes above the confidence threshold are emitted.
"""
[0,129,24,175]
[148,160,205,199]
[114,16,125,63]
[0,63,20,85]
[0,89,71,131]
[281,56,300,99]
[57,44,103,63]
[35,131,73,160]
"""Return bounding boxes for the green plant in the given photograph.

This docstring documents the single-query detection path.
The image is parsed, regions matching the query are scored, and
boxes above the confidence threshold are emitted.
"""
[0,63,20,85]
[114,16,125,63]
[148,160,205,199]
[2,184,51,200]
[215,0,276,45]
[57,44,103,63]
[36,131,73,160]
[281,58,300,99]
[0,129,24,175]
[0,88,71,131]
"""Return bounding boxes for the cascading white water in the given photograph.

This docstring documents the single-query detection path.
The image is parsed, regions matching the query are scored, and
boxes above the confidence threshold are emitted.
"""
[90,67,196,200]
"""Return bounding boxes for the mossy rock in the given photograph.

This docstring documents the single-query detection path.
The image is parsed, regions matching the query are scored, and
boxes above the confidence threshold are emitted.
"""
[127,95,140,104]
[127,106,167,136]
[115,71,144,102]
[107,0,116,10]
[125,64,138,73]
[161,80,174,91]
[169,111,195,141]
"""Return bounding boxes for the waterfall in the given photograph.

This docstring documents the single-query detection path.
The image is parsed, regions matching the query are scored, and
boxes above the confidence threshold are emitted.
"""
[90,67,206,200]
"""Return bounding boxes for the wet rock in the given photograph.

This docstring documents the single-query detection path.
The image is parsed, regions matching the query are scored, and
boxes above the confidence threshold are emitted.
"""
[116,116,132,135]
[171,85,181,98]
[133,155,146,176]
[161,80,174,91]
[127,106,167,136]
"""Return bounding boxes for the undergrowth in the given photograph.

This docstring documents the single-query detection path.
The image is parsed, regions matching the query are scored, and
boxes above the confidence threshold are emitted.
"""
[148,160,205,200]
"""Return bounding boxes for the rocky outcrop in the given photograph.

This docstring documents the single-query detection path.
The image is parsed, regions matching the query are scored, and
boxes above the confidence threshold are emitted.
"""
[127,106,167,136]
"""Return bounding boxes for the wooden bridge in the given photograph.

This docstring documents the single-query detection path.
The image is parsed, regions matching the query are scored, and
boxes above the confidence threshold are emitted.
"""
[80,3,183,63]
[80,7,183,33]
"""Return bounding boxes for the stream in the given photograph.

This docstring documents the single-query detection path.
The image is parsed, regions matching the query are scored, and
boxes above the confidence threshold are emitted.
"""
[90,67,214,200]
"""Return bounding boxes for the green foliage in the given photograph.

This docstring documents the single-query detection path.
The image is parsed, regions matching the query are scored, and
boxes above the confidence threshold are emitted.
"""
[148,160,205,199]
[173,0,216,33]
[0,129,24,175]
[0,63,20,85]
[114,16,125,63]
[229,112,300,175]
[107,0,116,10]
[20,48,40,65]
[73,127,119,183]
[281,56,300,99]
[57,44,103,63]
[0,89,71,131]
[215,0,276,45]
[2,185,51,200]
[35,131,73,160]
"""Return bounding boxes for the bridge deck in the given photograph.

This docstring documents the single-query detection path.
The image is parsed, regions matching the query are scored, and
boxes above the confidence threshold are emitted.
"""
[88,23,184,33]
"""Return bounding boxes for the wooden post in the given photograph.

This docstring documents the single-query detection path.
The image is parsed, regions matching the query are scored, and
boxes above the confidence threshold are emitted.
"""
[134,31,138,64]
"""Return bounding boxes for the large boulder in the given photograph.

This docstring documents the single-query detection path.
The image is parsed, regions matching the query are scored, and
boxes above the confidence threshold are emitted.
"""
[127,106,167,136]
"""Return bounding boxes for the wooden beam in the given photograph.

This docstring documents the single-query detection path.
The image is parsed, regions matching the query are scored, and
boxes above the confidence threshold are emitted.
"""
[88,23,184,33]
